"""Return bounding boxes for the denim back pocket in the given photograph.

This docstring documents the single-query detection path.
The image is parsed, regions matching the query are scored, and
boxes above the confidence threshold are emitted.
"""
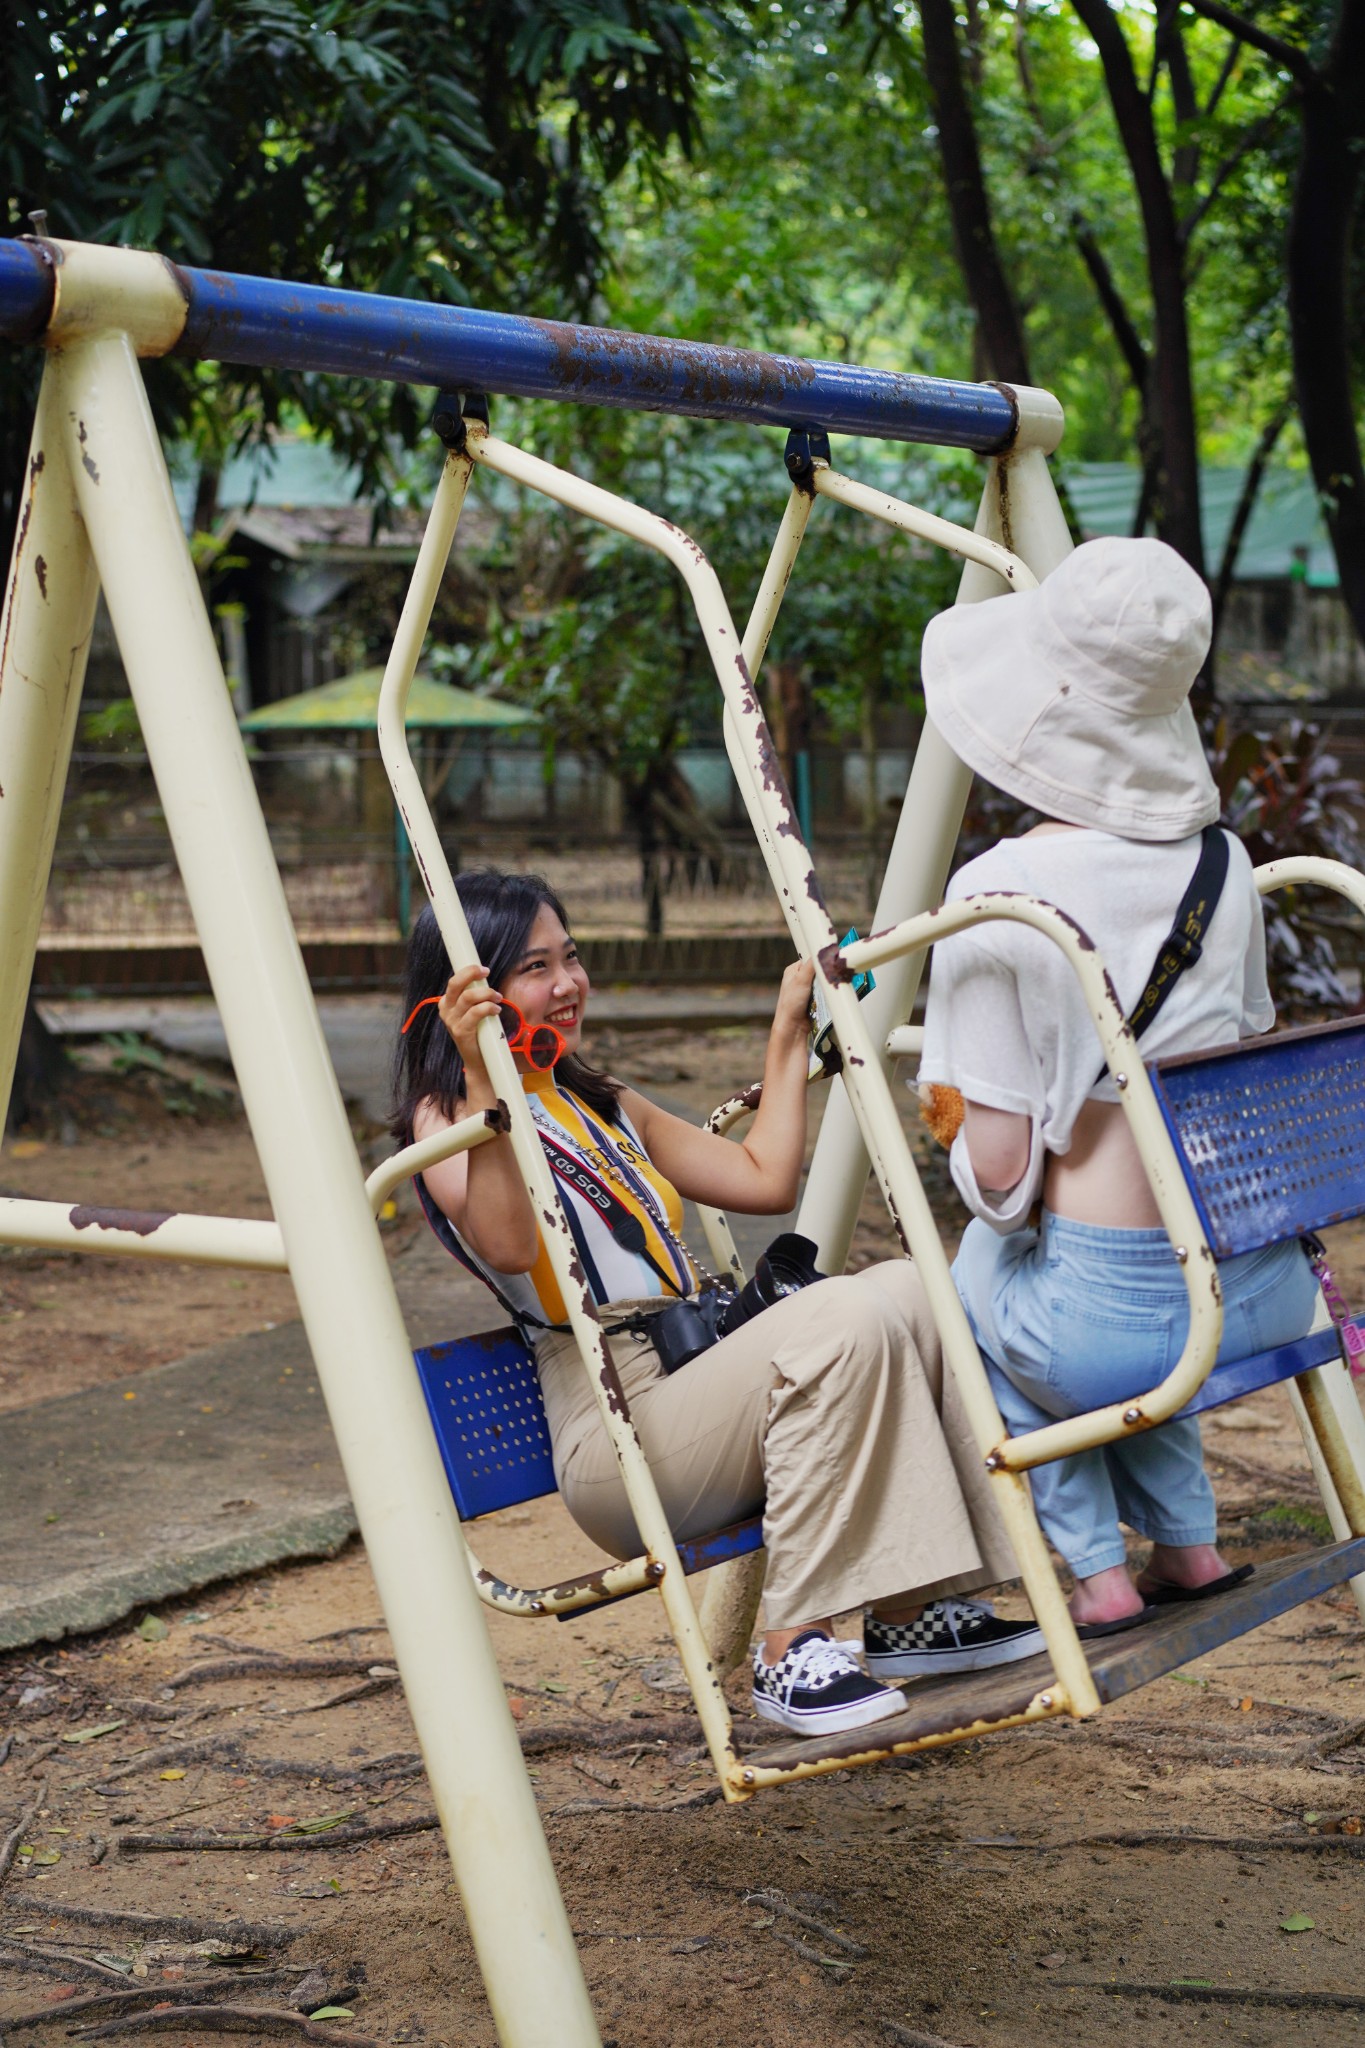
[1046,1286,1181,1412]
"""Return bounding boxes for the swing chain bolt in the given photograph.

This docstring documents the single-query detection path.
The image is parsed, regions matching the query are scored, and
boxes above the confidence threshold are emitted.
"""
[984,1451,1003,1471]
[431,391,467,451]
[1038,1693,1053,1709]
[1123,1406,1143,1425]
[741,1768,755,1786]
[646,1558,666,1581]
[1173,1245,1188,1264]
[529,1599,545,1614]
[1114,1072,1128,1090]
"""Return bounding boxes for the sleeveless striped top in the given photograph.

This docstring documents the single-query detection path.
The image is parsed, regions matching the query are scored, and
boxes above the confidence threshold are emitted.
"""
[417,1068,699,1328]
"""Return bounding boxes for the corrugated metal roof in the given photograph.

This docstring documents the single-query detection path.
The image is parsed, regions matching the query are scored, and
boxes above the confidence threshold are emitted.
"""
[239,669,536,732]
[1063,464,1335,586]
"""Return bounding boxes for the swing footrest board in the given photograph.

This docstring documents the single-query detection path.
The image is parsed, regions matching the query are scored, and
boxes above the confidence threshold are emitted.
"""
[744,1537,1365,1775]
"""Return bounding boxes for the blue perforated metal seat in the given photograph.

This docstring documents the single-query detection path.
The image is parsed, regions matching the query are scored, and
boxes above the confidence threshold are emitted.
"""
[1150,1018,1365,1414]
[413,1323,763,1584]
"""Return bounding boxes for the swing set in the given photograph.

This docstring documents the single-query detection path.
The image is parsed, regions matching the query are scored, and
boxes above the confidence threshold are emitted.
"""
[4,233,1365,2048]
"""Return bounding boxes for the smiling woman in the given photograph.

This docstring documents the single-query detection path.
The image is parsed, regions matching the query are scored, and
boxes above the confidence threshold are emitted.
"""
[390,868,1045,1740]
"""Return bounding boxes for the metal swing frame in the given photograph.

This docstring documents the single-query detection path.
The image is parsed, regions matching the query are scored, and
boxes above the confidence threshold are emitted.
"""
[5,232,1365,2048]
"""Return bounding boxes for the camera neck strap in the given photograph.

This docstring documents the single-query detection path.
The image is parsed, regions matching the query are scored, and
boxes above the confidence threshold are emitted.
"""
[1092,825,1230,1088]
[535,1127,691,1300]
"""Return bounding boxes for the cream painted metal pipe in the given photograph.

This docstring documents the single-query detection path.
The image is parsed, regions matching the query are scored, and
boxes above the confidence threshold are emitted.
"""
[717,485,818,953]
[453,422,1099,1726]
[798,444,1074,1272]
[811,466,1039,591]
[0,367,101,1130]
[842,895,1221,1465]
[885,1025,924,1059]
[54,322,600,2048]
[1256,857,1365,920]
[376,430,747,1796]
[1288,1357,1365,1624]
[1257,856,1365,1622]
[784,935,1099,1717]
[0,1118,499,1271]
[0,1197,289,1270]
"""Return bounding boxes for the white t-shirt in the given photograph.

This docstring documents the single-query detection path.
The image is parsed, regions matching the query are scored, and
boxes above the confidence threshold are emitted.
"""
[918,827,1274,1230]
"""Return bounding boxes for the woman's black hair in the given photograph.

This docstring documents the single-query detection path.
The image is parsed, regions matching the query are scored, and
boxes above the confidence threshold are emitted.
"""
[390,868,623,1140]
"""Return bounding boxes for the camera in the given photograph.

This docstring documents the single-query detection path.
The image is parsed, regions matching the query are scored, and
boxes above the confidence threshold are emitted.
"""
[650,1233,827,1374]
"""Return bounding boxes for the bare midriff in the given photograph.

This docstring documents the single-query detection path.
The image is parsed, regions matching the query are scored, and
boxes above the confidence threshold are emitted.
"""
[1043,1096,1163,1229]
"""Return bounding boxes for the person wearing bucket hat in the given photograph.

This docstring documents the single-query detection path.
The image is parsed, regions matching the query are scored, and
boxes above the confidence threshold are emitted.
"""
[917,537,1321,1636]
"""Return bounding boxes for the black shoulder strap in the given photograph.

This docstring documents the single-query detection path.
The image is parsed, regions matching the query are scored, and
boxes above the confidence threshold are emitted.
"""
[1094,826,1231,1087]
[412,1174,564,1337]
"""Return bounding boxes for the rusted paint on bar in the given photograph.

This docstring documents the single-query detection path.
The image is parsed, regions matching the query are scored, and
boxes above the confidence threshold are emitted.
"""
[68,1203,173,1237]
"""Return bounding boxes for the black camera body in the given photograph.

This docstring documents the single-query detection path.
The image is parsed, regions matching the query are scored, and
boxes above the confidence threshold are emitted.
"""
[649,1232,827,1374]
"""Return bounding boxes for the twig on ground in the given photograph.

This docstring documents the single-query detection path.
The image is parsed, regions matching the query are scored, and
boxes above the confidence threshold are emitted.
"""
[0,1734,15,1768]
[571,1760,620,1791]
[69,2002,375,2044]
[519,1717,696,1758]
[964,1830,1365,1856]
[163,1657,386,1692]
[765,1926,851,1974]
[880,2022,970,2048]
[0,1774,49,1889]
[281,1675,399,1716]
[0,1904,295,1949]
[548,1788,722,1817]
[105,1700,223,1727]
[116,1811,439,1854]
[742,1890,868,1958]
[97,1739,235,1785]
[1059,1979,1365,2011]
[0,1974,301,2034]
[0,1937,137,1986]
[1299,1717,1365,1763]
[305,1623,387,1646]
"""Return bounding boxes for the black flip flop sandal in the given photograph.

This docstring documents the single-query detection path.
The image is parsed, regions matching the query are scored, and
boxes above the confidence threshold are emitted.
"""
[1136,1564,1255,1606]
[1074,1603,1160,1641]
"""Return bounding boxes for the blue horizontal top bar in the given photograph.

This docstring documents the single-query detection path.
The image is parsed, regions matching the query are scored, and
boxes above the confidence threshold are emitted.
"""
[0,237,1018,451]
[0,239,56,344]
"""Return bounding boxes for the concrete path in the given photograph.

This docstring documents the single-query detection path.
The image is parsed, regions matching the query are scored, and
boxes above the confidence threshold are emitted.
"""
[40,989,777,1122]
[0,1192,788,1652]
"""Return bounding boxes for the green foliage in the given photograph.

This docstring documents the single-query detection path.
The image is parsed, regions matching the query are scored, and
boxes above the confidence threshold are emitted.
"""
[1,0,704,543]
[1210,714,1364,1011]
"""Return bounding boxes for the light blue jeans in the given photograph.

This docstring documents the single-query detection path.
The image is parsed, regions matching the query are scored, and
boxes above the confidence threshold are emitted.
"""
[953,1213,1320,1578]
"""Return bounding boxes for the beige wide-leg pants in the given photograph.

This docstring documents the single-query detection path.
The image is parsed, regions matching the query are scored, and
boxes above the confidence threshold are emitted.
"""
[534,1258,1019,1628]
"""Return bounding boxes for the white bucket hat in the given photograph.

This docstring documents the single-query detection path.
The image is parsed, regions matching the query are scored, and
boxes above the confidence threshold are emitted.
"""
[921,535,1219,842]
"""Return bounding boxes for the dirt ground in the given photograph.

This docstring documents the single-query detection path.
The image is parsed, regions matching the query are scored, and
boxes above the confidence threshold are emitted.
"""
[5,1023,1365,2047]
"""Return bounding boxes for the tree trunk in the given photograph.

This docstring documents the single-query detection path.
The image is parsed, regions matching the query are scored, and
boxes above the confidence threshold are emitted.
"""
[918,0,1033,386]
[1069,0,1206,578]
[7,997,69,1135]
[1210,396,1293,656]
[1286,0,1365,646]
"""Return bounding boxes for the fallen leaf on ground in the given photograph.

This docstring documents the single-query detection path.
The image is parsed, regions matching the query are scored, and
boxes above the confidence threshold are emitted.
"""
[159,1769,186,1781]
[62,1720,126,1744]
[137,1616,169,1642]
[1280,1913,1315,1933]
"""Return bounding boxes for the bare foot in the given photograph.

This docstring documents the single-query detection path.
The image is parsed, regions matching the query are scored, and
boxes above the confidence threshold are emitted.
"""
[1068,1563,1146,1627]
[1135,1542,1231,1596]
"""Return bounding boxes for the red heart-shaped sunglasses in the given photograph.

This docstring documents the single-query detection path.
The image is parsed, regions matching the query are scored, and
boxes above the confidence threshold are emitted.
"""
[400,992,566,1071]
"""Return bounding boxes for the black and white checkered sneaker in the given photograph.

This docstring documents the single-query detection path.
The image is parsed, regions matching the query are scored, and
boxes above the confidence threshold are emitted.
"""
[751,1630,905,1736]
[863,1598,1044,1679]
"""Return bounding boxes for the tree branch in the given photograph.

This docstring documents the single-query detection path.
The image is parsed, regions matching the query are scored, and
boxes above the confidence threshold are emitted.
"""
[1179,0,1317,87]
[1179,97,1298,243]
[1211,393,1293,642]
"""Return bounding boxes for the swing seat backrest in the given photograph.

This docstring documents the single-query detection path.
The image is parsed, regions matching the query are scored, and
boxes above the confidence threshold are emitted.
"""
[414,1326,558,1519]
[1150,1018,1365,1417]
